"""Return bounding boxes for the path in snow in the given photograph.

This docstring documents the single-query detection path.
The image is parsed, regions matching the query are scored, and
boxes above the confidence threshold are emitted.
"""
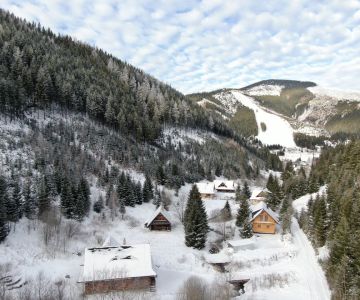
[291,217,331,300]
[231,91,296,148]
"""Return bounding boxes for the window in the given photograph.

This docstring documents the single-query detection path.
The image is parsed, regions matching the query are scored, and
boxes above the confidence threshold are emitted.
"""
[257,224,261,228]
[267,225,270,228]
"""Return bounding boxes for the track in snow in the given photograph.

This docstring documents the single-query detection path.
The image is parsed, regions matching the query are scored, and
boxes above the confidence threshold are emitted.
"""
[291,217,331,300]
[231,91,296,148]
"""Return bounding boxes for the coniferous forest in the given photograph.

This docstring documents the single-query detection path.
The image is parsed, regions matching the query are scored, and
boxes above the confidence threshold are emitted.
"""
[295,141,360,299]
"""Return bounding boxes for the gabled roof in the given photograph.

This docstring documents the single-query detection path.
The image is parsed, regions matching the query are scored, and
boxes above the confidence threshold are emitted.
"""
[196,182,215,195]
[214,180,235,191]
[227,239,255,248]
[250,201,267,214]
[81,244,156,282]
[144,205,171,227]
[250,205,279,223]
[250,188,271,200]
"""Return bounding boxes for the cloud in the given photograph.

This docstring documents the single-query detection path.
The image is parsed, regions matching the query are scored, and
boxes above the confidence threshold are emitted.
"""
[1,0,360,93]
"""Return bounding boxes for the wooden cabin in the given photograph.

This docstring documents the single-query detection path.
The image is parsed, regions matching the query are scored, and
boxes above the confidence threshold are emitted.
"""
[214,180,235,193]
[145,206,171,231]
[80,244,156,295]
[250,203,279,234]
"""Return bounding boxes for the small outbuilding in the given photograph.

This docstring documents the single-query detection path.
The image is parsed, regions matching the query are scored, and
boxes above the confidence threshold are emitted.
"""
[145,206,171,231]
[249,188,271,205]
[80,243,156,295]
[196,182,215,199]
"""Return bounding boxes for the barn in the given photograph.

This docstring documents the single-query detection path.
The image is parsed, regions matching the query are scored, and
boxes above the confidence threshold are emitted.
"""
[80,243,156,295]
[145,206,171,231]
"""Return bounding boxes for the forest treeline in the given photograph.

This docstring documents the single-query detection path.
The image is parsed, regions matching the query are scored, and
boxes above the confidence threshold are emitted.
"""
[285,142,360,299]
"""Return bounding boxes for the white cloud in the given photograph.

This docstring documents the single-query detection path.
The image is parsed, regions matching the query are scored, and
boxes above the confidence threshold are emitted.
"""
[1,0,360,93]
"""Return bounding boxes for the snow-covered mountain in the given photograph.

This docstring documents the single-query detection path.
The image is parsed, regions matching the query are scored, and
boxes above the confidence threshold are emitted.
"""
[189,80,360,148]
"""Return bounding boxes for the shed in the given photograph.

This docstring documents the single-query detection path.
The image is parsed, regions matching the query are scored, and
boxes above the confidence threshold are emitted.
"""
[250,188,271,205]
[80,244,156,295]
[196,182,215,199]
[145,206,171,231]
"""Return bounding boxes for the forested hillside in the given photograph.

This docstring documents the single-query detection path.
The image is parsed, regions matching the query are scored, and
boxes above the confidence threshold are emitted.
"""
[294,141,360,299]
[0,9,232,141]
[0,9,283,246]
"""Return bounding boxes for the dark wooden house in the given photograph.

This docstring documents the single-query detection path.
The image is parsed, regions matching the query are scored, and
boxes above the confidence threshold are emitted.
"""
[145,206,171,231]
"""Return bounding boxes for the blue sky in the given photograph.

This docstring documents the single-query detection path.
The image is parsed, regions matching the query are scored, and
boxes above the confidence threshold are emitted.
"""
[2,0,360,93]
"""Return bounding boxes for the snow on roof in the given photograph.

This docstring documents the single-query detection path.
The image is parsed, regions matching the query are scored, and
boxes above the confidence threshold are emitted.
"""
[81,244,156,282]
[205,253,231,264]
[227,239,255,248]
[102,235,119,247]
[250,188,270,200]
[250,206,279,223]
[250,201,267,213]
[144,205,171,227]
[214,180,235,191]
[196,182,215,194]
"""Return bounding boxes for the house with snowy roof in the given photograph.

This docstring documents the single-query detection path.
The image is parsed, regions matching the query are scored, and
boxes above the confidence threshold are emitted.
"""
[214,180,235,193]
[196,182,215,199]
[249,188,271,205]
[79,243,156,295]
[250,201,279,234]
[144,205,171,231]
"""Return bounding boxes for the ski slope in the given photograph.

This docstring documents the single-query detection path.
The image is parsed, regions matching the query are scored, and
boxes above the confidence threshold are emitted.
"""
[231,91,296,148]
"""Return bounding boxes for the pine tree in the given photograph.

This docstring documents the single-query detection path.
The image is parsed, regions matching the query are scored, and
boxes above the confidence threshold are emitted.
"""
[236,194,250,228]
[142,175,153,203]
[93,196,104,213]
[184,185,208,249]
[38,177,50,218]
[23,181,36,219]
[314,195,328,247]
[222,200,232,221]
[79,177,90,215]
[153,186,162,207]
[135,182,143,205]
[242,181,251,199]
[240,218,253,238]
[12,181,22,220]
[119,193,126,219]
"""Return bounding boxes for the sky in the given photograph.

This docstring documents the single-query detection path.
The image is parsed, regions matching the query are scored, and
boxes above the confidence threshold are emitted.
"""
[2,0,360,94]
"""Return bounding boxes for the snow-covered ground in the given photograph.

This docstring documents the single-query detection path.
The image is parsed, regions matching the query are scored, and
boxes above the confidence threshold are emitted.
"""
[245,84,284,96]
[231,91,296,148]
[292,186,327,213]
[308,86,360,102]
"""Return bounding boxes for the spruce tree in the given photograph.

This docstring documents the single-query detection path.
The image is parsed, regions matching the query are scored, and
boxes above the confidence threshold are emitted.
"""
[222,200,232,220]
[242,181,251,199]
[93,196,104,213]
[236,194,250,228]
[135,182,143,205]
[142,175,154,203]
[240,218,253,238]
[38,177,50,218]
[23,182,36,219]
[184,185,208,249]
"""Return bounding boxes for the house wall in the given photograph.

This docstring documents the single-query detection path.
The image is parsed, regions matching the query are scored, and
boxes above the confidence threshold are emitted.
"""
[251,211,276,234]
[148,213,171,231]
[84,276,155,295]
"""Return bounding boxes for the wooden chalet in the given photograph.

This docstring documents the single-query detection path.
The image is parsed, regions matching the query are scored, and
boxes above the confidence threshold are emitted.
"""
[145,206,171,231]
[214,180,235,193]
[250,201,279,234]
[80,243,156,295]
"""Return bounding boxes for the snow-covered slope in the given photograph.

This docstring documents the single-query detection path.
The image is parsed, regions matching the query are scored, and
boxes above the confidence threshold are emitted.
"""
[213,90,296,147]
[308,86,360,102]
[246,84,284,96]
